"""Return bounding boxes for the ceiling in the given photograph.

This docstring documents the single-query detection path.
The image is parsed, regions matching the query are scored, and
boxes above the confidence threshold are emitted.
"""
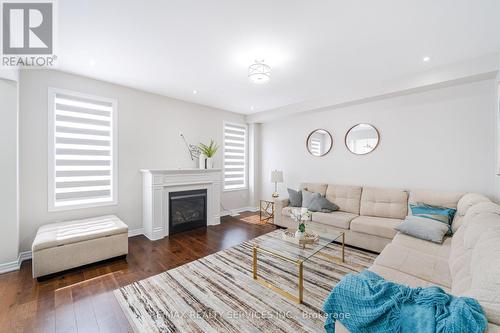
[56,0,500,115]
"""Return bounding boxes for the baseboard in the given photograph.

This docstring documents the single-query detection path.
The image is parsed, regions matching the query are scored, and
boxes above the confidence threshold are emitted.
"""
[0,250,32,274]
[128,227,144,237]
[0,259,20,274]
[221,206,259,217]
[19,251,32,263]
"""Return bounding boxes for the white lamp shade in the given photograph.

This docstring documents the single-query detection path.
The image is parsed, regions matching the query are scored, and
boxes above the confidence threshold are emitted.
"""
[270,170,284,183]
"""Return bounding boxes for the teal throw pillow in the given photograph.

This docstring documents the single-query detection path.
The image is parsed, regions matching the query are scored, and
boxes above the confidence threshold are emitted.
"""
[409,203,456,235]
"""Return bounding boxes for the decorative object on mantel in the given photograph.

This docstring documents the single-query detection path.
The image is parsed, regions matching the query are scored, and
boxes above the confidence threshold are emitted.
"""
[306,129,333,157]
[281,229,319,249]
[345,123,380,155]
[180,133,200,161]
[198,139,219,169]
[290,207,311,239]
[270,170,283,198]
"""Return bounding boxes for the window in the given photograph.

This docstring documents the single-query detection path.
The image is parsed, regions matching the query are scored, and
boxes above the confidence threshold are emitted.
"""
[48,88,117,211]
[223,122,247,190]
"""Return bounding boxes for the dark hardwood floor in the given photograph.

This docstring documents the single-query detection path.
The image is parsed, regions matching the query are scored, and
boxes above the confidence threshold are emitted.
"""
[0,212,276,333]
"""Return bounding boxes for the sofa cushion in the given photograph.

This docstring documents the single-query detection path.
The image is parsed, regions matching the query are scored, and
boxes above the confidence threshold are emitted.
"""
[462,202,500,229]
[449,224,466,259]
[32,215,128,252]
[392,231,452,259]
[360,187,408,219]
[374,243,451,288]
[464,212,500,250]
[350,216,402,239]
[463,229,500,325]
[449,221,473,295]
[325,185,362,214]
[369,264,450,291]
[450,251,472,295]
[300,183,328,196]
[408,189,464,210]
[452,193,491,232]
[311,211,357,229]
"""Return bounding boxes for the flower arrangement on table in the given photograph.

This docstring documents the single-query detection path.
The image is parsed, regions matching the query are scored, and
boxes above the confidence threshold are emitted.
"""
[290,207,311,239]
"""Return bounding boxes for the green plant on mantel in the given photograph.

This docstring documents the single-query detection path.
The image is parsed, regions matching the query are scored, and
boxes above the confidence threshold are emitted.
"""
[198,139,219,157]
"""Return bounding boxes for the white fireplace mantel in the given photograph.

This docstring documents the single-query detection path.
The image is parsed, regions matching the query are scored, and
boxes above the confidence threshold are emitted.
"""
[141,169,222,240]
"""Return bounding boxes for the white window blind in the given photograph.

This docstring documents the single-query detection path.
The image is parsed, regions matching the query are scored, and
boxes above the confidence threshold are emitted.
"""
[223,122,247,190]
[48,88,117,211]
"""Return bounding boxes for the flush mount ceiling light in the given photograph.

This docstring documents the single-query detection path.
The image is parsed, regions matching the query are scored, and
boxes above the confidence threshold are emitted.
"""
[248,60,271,84]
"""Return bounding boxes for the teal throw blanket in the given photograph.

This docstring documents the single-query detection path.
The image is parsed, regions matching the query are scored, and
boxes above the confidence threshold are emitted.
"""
[323,270,487,333]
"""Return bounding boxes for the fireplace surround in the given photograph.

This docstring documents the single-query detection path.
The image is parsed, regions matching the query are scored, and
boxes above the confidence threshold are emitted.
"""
[141,169,222,240]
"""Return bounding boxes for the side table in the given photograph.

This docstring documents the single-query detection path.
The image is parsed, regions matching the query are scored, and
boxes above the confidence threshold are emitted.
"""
[259,199,274,223]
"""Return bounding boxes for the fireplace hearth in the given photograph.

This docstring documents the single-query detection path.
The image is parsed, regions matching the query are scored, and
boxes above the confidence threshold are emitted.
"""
[169,189,207,234]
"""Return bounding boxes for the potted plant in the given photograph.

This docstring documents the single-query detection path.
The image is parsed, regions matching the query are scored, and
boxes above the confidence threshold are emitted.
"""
[290,207,311,239]
[198,139,219,169]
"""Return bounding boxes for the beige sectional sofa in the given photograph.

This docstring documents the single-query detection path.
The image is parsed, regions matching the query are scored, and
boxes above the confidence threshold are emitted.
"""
[275,183,471,252]
[274,183,500,331]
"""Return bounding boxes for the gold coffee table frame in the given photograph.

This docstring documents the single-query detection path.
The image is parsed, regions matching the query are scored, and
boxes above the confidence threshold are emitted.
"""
[252,232,345,304]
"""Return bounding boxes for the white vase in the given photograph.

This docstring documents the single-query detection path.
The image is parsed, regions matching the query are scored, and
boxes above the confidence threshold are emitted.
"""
[295,230,305,239]
[206,157,214,169]
[198,155,207,169]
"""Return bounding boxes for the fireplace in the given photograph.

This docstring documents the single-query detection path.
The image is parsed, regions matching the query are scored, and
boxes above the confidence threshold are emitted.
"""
[168,189,207,234]
[141,169,221,240]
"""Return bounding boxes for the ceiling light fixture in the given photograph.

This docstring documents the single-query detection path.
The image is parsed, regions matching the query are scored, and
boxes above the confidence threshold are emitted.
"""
[250,106,254,111]
[248,60,271,84]
[192,90,198,94]
[423,56,431,62]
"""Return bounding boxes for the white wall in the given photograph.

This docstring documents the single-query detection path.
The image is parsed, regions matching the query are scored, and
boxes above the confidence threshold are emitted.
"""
[248,123,262,207]
[0,79,19,264]
[0,69,19,82]
[19,70,249,252]
[495,76,500,199]
[259,79,497,200]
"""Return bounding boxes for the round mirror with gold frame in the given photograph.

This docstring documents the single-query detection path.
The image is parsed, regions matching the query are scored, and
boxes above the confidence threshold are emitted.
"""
[345,123,380,155]
[306,129,333,157]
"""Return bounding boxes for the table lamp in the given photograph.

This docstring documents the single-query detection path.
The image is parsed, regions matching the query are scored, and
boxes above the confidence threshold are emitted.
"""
[270,170,284,198]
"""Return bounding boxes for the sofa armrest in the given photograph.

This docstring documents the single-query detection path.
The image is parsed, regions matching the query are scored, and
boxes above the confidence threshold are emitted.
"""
[273,198,289,227]
[453,193,491,232]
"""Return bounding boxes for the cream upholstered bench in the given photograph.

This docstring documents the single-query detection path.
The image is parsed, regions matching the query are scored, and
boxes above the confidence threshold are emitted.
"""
[32,215,128,278]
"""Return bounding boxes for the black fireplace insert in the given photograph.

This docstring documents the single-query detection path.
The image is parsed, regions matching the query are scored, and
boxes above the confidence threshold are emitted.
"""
[168,189,207,234]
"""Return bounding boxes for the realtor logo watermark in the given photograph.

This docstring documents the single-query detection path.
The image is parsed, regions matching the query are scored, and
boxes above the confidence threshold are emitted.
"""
[2,0,56,67]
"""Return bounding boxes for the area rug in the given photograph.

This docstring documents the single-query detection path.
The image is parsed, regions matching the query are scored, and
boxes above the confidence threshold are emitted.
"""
[114,230,377,332]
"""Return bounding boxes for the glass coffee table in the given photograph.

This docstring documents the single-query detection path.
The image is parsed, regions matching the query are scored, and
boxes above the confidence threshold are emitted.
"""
[252,230,345,304]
